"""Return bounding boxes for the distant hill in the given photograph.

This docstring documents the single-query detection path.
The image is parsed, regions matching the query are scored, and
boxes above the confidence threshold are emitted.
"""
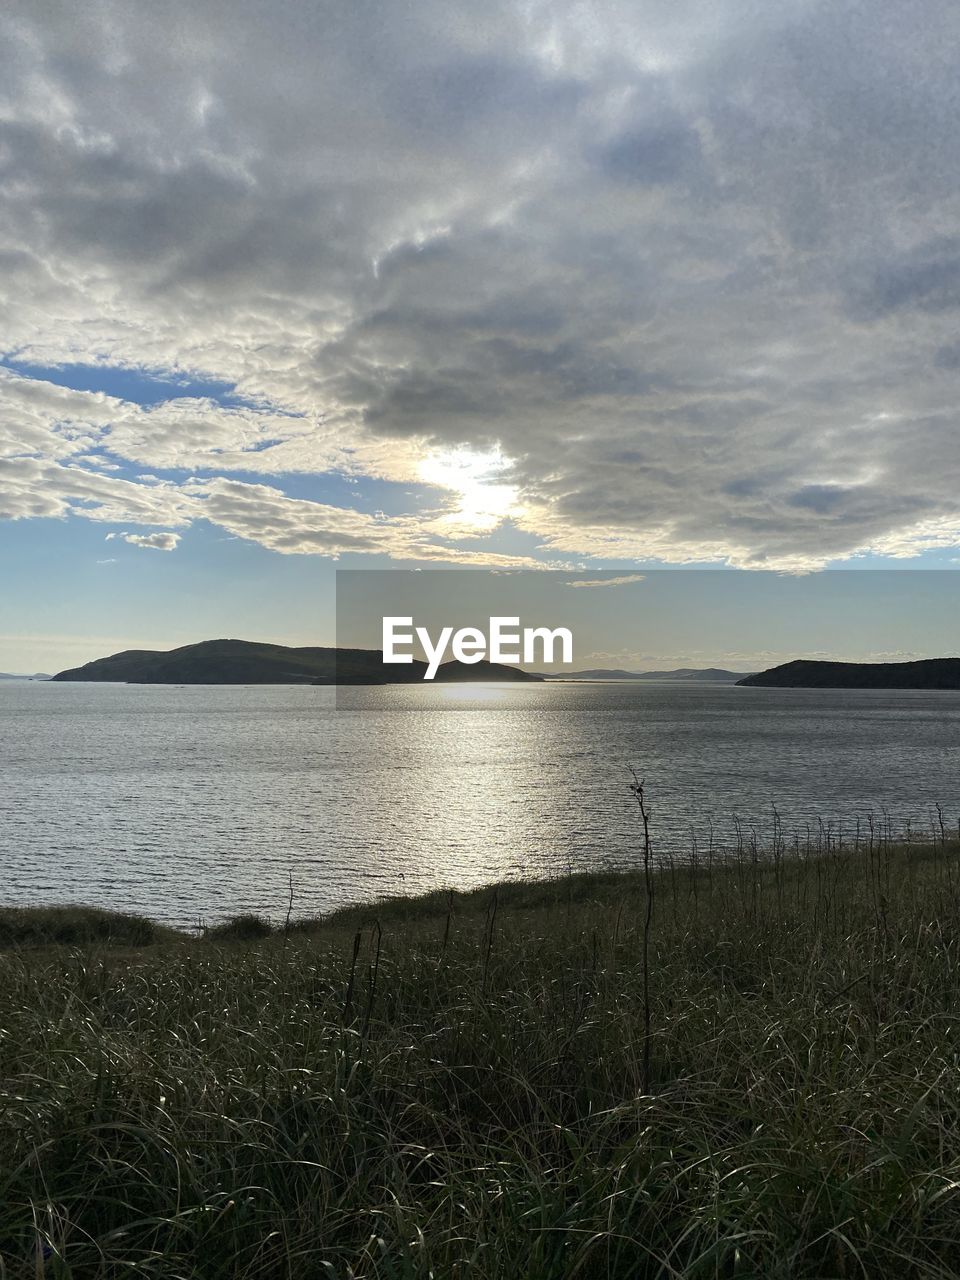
[737,658,960,689]
[0,672,51,680]
[546,667,751,682]
[51,639,542,685]
[53,641,339,684]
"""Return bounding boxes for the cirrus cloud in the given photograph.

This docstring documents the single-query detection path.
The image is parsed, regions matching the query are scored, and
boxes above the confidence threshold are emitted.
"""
[567,573,646,588]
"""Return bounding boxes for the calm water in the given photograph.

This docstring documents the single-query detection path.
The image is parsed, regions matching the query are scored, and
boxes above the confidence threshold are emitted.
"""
[2,680,960,926]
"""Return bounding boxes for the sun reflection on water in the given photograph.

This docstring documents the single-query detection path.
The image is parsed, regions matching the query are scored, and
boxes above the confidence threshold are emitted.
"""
[434,682,516,704]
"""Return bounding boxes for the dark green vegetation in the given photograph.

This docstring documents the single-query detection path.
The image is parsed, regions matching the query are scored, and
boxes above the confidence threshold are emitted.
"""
[5,834,960,1277]
[0,905,175,949]
[739,657,960,689]
[50,639,542,684]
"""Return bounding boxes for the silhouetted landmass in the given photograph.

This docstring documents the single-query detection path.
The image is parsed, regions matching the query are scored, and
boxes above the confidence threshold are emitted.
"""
[53,640,342,684]
[737,658,960,689]
[546,667,750,682]
[51,639,542,684]
[434,659,541,682]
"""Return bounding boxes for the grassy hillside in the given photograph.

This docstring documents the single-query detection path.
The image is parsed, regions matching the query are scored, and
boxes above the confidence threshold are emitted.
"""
[3,834,960,1276]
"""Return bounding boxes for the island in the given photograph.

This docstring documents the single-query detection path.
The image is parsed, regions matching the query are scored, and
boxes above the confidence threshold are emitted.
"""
[737,657,960,689]
[51,638,543,684]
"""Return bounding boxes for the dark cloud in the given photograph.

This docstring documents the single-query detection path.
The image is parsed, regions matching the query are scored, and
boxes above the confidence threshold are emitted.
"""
[847,240,960,319]
[393,53,585,141]
[1,0,960,568]
[596,120,703,185]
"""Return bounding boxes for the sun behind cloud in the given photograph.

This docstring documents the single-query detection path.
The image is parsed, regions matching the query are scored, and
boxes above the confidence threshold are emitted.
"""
[417,446,521,537]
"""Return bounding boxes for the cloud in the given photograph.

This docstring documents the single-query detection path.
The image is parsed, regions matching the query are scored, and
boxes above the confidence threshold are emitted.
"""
[105,530,181,550]
[1,1,960,569]
[567,573,646,588]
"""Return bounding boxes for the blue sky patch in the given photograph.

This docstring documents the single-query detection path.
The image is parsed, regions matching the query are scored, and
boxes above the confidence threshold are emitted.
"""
[4,360,251,408]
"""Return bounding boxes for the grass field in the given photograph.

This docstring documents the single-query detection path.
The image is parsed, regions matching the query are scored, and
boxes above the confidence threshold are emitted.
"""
[4,819,960,1277]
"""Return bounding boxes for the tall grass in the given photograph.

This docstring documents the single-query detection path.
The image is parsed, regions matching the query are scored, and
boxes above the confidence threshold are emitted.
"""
[3,821,960,1276]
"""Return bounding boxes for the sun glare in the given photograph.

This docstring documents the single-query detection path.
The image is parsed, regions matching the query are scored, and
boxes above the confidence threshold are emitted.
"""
[418,446,520,534]
[436,683,513,703]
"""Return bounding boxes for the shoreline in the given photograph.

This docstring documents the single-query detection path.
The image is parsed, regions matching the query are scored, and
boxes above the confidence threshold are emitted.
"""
[4,835,960,1274]
[3,833,958,947]
[4,836,960,1274]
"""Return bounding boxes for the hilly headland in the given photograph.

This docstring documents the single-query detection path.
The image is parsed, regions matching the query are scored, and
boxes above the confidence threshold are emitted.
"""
[739,657,960,689]
[50,638,543,684]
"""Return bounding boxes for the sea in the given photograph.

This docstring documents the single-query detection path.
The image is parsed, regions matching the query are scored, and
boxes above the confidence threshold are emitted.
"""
[2,680,959,927]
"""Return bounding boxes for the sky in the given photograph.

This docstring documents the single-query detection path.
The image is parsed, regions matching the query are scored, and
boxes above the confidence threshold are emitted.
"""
[336,570,960,674]
[2,1,960,672]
